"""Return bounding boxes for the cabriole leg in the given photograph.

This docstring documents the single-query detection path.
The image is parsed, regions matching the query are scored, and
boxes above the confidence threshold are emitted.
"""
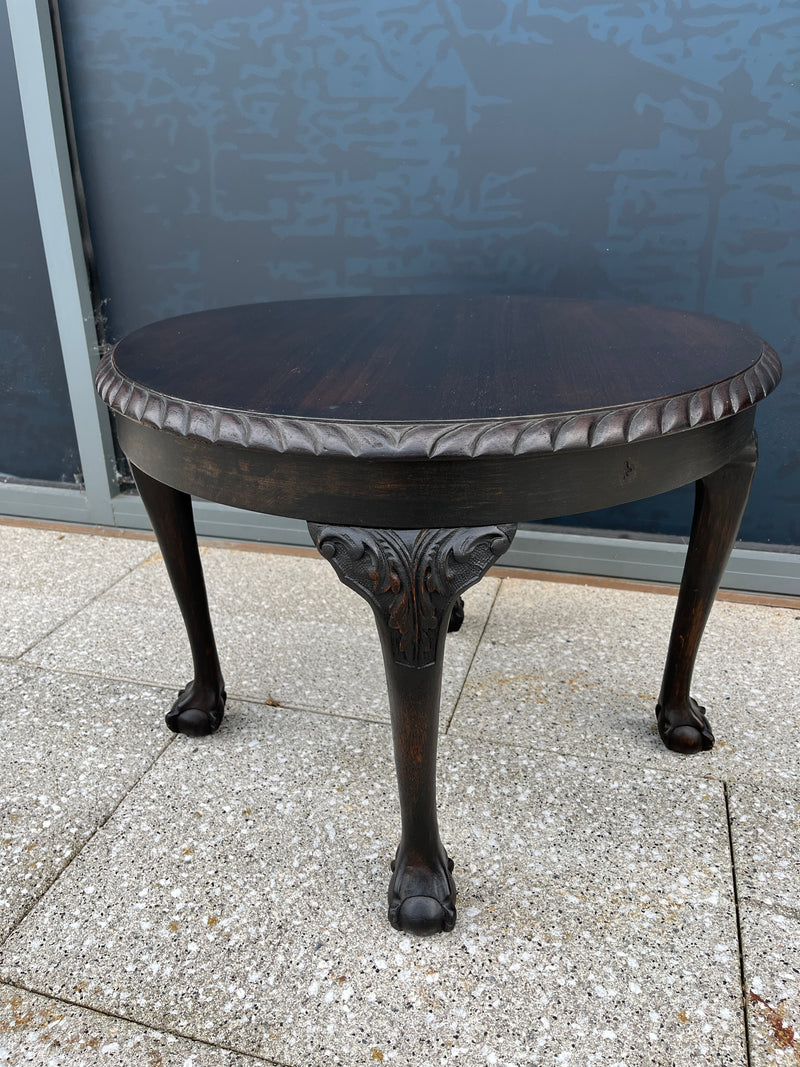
[130,462,226,737]
[657,432,758,753]
[310,522,516,935]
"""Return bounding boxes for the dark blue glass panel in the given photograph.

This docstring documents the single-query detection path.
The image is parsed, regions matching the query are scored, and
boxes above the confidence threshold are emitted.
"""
[58,1,799,541]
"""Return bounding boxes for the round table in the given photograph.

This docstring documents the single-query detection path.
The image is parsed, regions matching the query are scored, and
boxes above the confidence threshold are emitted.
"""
[96,293,781,935]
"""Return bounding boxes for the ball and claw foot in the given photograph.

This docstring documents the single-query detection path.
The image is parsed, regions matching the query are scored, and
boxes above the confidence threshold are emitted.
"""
[447,596,465,633]
[166,679,227,737]
[388,850,457,936]
[656,697,714,755]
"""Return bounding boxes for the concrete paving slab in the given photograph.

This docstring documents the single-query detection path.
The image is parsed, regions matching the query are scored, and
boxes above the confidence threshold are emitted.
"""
[96,547,374,621]
[0,983,264,1066]
[24,548,499,723]
[728,783,800,914]
[0,526,157,659]
[0,663,168,939]
[451,579,800,787]
[740,905,800,1067]
[1,705,746,1066]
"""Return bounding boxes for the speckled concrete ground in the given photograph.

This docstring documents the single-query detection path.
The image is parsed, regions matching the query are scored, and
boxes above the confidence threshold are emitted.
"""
[0,523,797,1066]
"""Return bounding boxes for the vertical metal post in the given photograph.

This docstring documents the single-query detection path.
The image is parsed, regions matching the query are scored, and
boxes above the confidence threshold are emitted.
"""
[6,0,117,524]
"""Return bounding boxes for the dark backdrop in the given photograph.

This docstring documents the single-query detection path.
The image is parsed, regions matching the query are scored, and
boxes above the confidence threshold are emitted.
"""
[58,0,799,542]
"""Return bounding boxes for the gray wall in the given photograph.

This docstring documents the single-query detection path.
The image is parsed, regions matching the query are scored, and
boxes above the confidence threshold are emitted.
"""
[58,0,799,543]
[0,1,80,484]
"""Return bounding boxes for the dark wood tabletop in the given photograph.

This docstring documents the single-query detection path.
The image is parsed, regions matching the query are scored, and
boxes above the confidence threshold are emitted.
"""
[98,294,780,528]
[108,294,771,424]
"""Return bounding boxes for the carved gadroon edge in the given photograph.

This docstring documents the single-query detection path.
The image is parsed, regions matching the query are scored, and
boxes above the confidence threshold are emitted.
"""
[309,524,516,667]
[95,344,782,462]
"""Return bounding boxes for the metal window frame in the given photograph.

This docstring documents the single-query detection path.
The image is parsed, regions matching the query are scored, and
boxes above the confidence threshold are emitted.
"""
[6,0,115,523]
[4,0,799,596]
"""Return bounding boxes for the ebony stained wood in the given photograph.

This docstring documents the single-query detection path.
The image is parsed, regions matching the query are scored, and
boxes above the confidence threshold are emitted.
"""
[308,523,516,934]
[96,294,782,936]
[115,409,756,528]
[100,294,779,528]
[130,462,226,737]
[309,524,517,668]
[110,295,769,423]
[656,432,758,753]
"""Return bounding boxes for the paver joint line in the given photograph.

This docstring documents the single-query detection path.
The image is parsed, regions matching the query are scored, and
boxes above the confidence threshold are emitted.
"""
[0,729,175,953]
[725,780,753,1067]
[0,979,292,1066]
[17,550,161,662]
[446,576,504,734]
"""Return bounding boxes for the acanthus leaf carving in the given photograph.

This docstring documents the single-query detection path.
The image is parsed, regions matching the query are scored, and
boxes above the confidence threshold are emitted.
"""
[309,523,516,667]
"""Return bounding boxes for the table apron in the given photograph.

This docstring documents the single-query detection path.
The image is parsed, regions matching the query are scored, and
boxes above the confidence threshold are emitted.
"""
[115,408,757,528]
